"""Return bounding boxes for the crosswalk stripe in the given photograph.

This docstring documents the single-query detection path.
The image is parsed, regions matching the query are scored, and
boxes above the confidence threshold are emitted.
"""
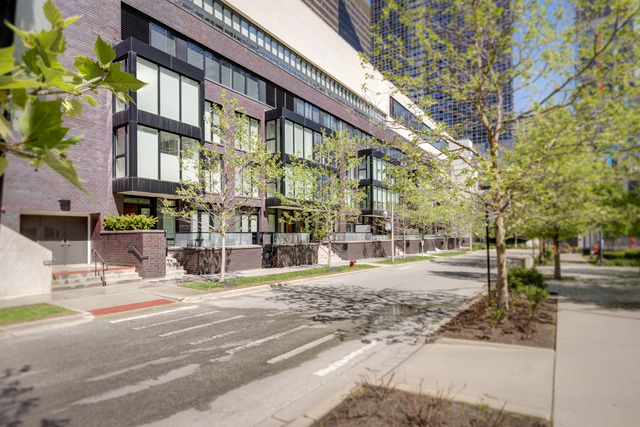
[159,315,245,337]
[313,341,378,377]
[132,310,219,330]
[225,325,309,355]
[266,334,335,364]
[109,306,197,323]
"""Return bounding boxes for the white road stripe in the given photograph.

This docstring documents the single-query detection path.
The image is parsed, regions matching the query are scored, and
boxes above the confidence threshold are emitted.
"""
[74,364,200,405]
[109,306,197,323]
[132,310,219,330]
[225,325,309,355]
[313,341,378,377]
[190,328,245,345]
[159,315,245,337]
[398,266,412,270]
[267,334,335,364]
[85,355,190,382]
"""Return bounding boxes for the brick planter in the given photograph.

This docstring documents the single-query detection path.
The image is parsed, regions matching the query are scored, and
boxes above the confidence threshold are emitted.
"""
[272,244,318,267]
[94,230,166,279]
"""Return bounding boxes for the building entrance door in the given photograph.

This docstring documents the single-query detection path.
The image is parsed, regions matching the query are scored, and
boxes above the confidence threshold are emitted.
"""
[20,215,89,265]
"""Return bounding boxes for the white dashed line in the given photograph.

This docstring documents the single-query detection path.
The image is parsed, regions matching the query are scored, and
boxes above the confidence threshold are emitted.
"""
[132,310,220,330]
[159,315,245,337]
[267,334,336,364]
[313,341,378,377]
[225,325,309,355]
[190,328,245,345]
[109,306,197,323]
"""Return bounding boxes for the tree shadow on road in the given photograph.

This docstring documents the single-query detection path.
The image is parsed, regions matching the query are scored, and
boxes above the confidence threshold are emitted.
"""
[0,366,71,427]
[267,284,469,345]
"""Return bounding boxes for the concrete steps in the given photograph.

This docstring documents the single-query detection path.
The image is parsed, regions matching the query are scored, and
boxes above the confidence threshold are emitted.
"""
[317,244,343,266]
[52,266,141,291]
[165,253,186,280]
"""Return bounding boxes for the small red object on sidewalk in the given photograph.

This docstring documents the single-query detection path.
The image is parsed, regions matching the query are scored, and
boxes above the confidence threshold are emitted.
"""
[350,260,356,267]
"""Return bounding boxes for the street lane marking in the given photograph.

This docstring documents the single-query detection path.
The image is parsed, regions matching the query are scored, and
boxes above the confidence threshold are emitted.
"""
[74,364,200,405]
[159,315,245,337]
[224,325,309,355]
[132,310,220,330]
[85,355,190,382]
[189,327,245,345]
[313,341,378,377]
[109,306,197,323]
[267,334,335,364]
[398,266,412,270]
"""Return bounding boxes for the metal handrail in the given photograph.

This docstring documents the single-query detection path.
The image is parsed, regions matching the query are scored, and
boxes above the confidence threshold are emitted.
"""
[92,248,108,287]
[128,245,149,261]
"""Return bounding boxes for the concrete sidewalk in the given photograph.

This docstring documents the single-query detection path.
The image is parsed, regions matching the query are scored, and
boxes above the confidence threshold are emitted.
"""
[273,253,640,426]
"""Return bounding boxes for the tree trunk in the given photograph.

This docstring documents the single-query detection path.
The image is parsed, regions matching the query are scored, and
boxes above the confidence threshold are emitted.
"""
[494,213,509,310]
[327,239,332,269]
[403,233,406,259]
[539,239,545,264]
[553,233,562,280]
[220,232,226,282]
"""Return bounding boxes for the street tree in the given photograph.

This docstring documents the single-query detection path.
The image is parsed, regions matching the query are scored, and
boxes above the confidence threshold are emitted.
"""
[0,0,145,194]
[276,130,366,268]
[369,0,640,309]
[162,92,281,282]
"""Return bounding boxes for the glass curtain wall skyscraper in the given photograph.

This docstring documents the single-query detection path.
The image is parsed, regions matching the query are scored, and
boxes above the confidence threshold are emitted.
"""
[371,0,514,151]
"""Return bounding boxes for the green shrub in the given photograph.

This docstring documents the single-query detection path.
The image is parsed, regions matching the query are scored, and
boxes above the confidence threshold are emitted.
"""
[508,267,546,291]
[518,285,550,313]
[603,249,640,260]
[103,214,157,231]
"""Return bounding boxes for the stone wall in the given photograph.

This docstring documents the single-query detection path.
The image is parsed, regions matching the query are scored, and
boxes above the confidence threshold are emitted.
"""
[272,244,318,267]
[170,246,263,275]
[94,230,166,279]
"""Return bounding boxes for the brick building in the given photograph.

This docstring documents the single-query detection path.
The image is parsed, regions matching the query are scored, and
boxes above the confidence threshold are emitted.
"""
[2,0,441,277]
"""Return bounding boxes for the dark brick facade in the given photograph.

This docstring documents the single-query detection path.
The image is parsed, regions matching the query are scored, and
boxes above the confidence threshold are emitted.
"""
[169,245,262,275]
[94,230,167,278]
[272,244,318,267]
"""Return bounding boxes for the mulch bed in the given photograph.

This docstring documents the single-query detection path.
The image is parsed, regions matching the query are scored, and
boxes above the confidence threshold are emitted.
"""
[436,294,557,349]
[315,384,549,426]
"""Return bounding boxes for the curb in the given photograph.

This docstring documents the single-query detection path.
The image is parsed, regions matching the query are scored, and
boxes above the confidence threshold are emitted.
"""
[0,312,94,338]
[180,265,385,302]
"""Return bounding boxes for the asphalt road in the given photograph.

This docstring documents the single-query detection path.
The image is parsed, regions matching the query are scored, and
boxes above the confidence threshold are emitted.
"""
[0,253,490,426]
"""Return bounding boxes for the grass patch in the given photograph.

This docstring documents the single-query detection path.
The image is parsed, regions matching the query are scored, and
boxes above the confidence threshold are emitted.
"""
[185,264,377,291]
[432,251,466,257]
[0,304,74,326]
[588,258,640,267]
[376,256,435,265]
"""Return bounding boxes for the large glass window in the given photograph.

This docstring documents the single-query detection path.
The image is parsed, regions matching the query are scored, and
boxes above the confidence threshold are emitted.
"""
[160,68,179,121]
[137,125,159,179]
[160,131,180,182]
[232,66,245,93]
[205,52,220,82]
[182,137,199,183]
[203,101,221,144]
[150,23,175,56]
[136,58,158,115]
[181,77,199,126]
[266,119,279,154]
[187,42,204,69]
[359,156,369,180]
[114,126,127,178]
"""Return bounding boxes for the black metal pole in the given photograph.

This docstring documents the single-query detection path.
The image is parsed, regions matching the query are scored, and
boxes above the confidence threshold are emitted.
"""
[486,211,491,298]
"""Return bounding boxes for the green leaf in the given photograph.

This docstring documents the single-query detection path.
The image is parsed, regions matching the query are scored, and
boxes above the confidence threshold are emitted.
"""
[11,88,27,108]
[104,65,146,92]
[63,98,82,119]
[73,56,105,80]
[93,35,115,65]
[0,75,40,89]
[0,156,8,177]
[43,0,63,26]
[18,98,68,149]
[62,15,82,28]
[43,150,90,196]
[0,115,11,140]
[84,94,98,107]
[0,46,15,75]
